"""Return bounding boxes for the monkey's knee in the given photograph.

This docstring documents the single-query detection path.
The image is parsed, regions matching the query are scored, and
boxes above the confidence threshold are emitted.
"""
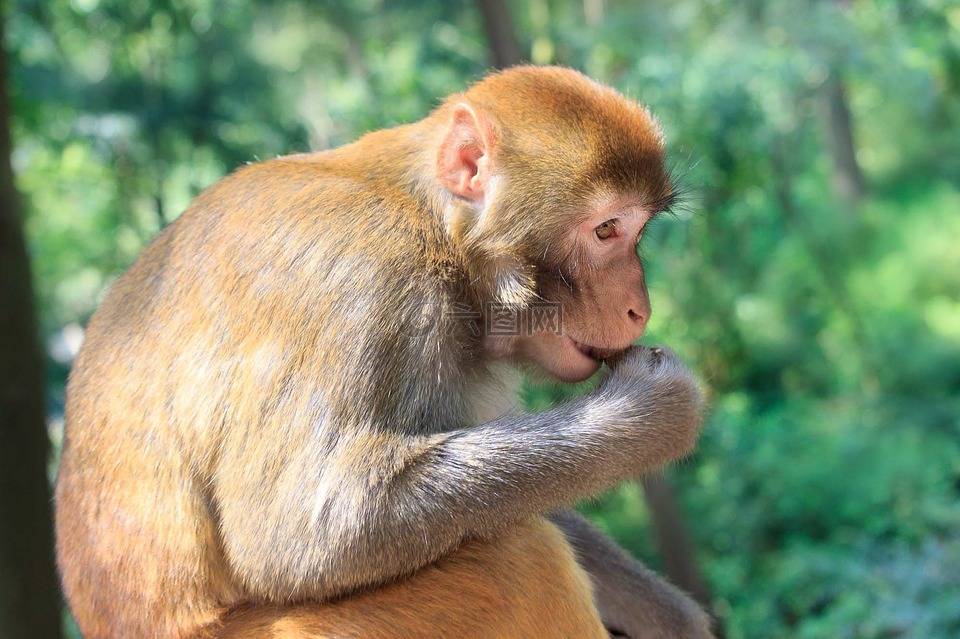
[447,516,609,638]
[197,517,606,639]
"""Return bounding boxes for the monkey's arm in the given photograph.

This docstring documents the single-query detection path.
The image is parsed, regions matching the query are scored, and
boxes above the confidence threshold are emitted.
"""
[550,510,715,639]
[215,347,702,601]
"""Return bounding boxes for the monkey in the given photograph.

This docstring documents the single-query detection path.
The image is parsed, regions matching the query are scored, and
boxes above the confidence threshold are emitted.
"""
[55,66,714,639]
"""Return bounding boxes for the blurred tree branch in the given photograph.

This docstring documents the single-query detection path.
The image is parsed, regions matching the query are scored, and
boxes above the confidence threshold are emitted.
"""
[819,70,866,206]
[475,0,524,68]
[643,474,725,639]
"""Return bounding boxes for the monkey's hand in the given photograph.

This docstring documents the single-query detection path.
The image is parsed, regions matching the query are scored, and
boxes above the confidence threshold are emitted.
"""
[594,345,704,469]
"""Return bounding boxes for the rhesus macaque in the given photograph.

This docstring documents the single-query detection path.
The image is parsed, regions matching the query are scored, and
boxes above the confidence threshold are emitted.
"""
[56,66,713,639]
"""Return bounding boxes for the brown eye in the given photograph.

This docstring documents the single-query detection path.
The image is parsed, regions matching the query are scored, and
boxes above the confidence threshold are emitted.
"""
[595,220,617,240]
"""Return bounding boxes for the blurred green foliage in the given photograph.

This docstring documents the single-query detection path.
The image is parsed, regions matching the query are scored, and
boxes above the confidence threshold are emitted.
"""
[7,0,960,637]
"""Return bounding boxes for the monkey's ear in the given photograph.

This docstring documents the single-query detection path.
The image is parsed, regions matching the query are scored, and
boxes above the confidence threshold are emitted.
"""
[436,103,494,202]
[437,104,535,307]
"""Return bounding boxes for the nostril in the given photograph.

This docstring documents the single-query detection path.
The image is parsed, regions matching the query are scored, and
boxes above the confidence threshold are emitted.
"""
[627,309,645,323]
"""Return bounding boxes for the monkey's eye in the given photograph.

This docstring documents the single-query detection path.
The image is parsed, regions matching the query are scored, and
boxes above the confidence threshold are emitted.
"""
[594,220,617,240]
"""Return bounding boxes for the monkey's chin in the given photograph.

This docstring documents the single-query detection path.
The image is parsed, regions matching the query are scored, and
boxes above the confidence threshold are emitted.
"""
[528,335,604,384]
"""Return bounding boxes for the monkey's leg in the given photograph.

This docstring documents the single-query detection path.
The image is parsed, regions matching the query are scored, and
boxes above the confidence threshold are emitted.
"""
[195,517,607,639]
[551,511,715,639]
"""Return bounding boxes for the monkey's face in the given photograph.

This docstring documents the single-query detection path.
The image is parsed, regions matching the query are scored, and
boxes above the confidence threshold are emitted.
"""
[497,198,653,384]
[433,68,671,384]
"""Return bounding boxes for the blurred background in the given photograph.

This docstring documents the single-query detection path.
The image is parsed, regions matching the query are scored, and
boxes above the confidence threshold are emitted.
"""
[1,0,958,638]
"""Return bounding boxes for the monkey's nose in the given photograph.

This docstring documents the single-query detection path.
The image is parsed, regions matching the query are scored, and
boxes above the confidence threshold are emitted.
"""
[626,307,649,340]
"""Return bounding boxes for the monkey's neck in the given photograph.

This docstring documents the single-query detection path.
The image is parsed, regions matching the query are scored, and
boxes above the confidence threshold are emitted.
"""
[467,361,523,424]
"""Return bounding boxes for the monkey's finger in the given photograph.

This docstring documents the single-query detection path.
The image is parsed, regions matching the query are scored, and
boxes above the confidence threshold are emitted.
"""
[604,344,648,369]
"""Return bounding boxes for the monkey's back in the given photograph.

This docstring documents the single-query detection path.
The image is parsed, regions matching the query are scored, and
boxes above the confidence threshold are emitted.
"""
[54,152,468,638]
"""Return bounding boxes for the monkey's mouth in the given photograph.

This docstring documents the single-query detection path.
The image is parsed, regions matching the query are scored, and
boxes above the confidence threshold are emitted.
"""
[571,339,622,362]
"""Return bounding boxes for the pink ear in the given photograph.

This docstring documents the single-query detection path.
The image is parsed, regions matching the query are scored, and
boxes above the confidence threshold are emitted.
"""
[436,104,490,201]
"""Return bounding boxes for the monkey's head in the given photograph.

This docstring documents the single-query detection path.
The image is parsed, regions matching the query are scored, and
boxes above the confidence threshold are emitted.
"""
[434,66,676,384]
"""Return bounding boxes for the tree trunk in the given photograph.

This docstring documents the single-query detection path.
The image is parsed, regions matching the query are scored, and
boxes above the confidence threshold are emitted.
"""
[0,12,63,639]
[475,0,525,68]
[819,71,865,205]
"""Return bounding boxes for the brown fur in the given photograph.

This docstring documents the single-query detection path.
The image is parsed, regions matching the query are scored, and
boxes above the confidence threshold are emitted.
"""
[56,66,710,638]
[191,518,606,639]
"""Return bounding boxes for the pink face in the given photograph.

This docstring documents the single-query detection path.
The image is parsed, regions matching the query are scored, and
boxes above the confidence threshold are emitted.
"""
[488,200,654,383]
